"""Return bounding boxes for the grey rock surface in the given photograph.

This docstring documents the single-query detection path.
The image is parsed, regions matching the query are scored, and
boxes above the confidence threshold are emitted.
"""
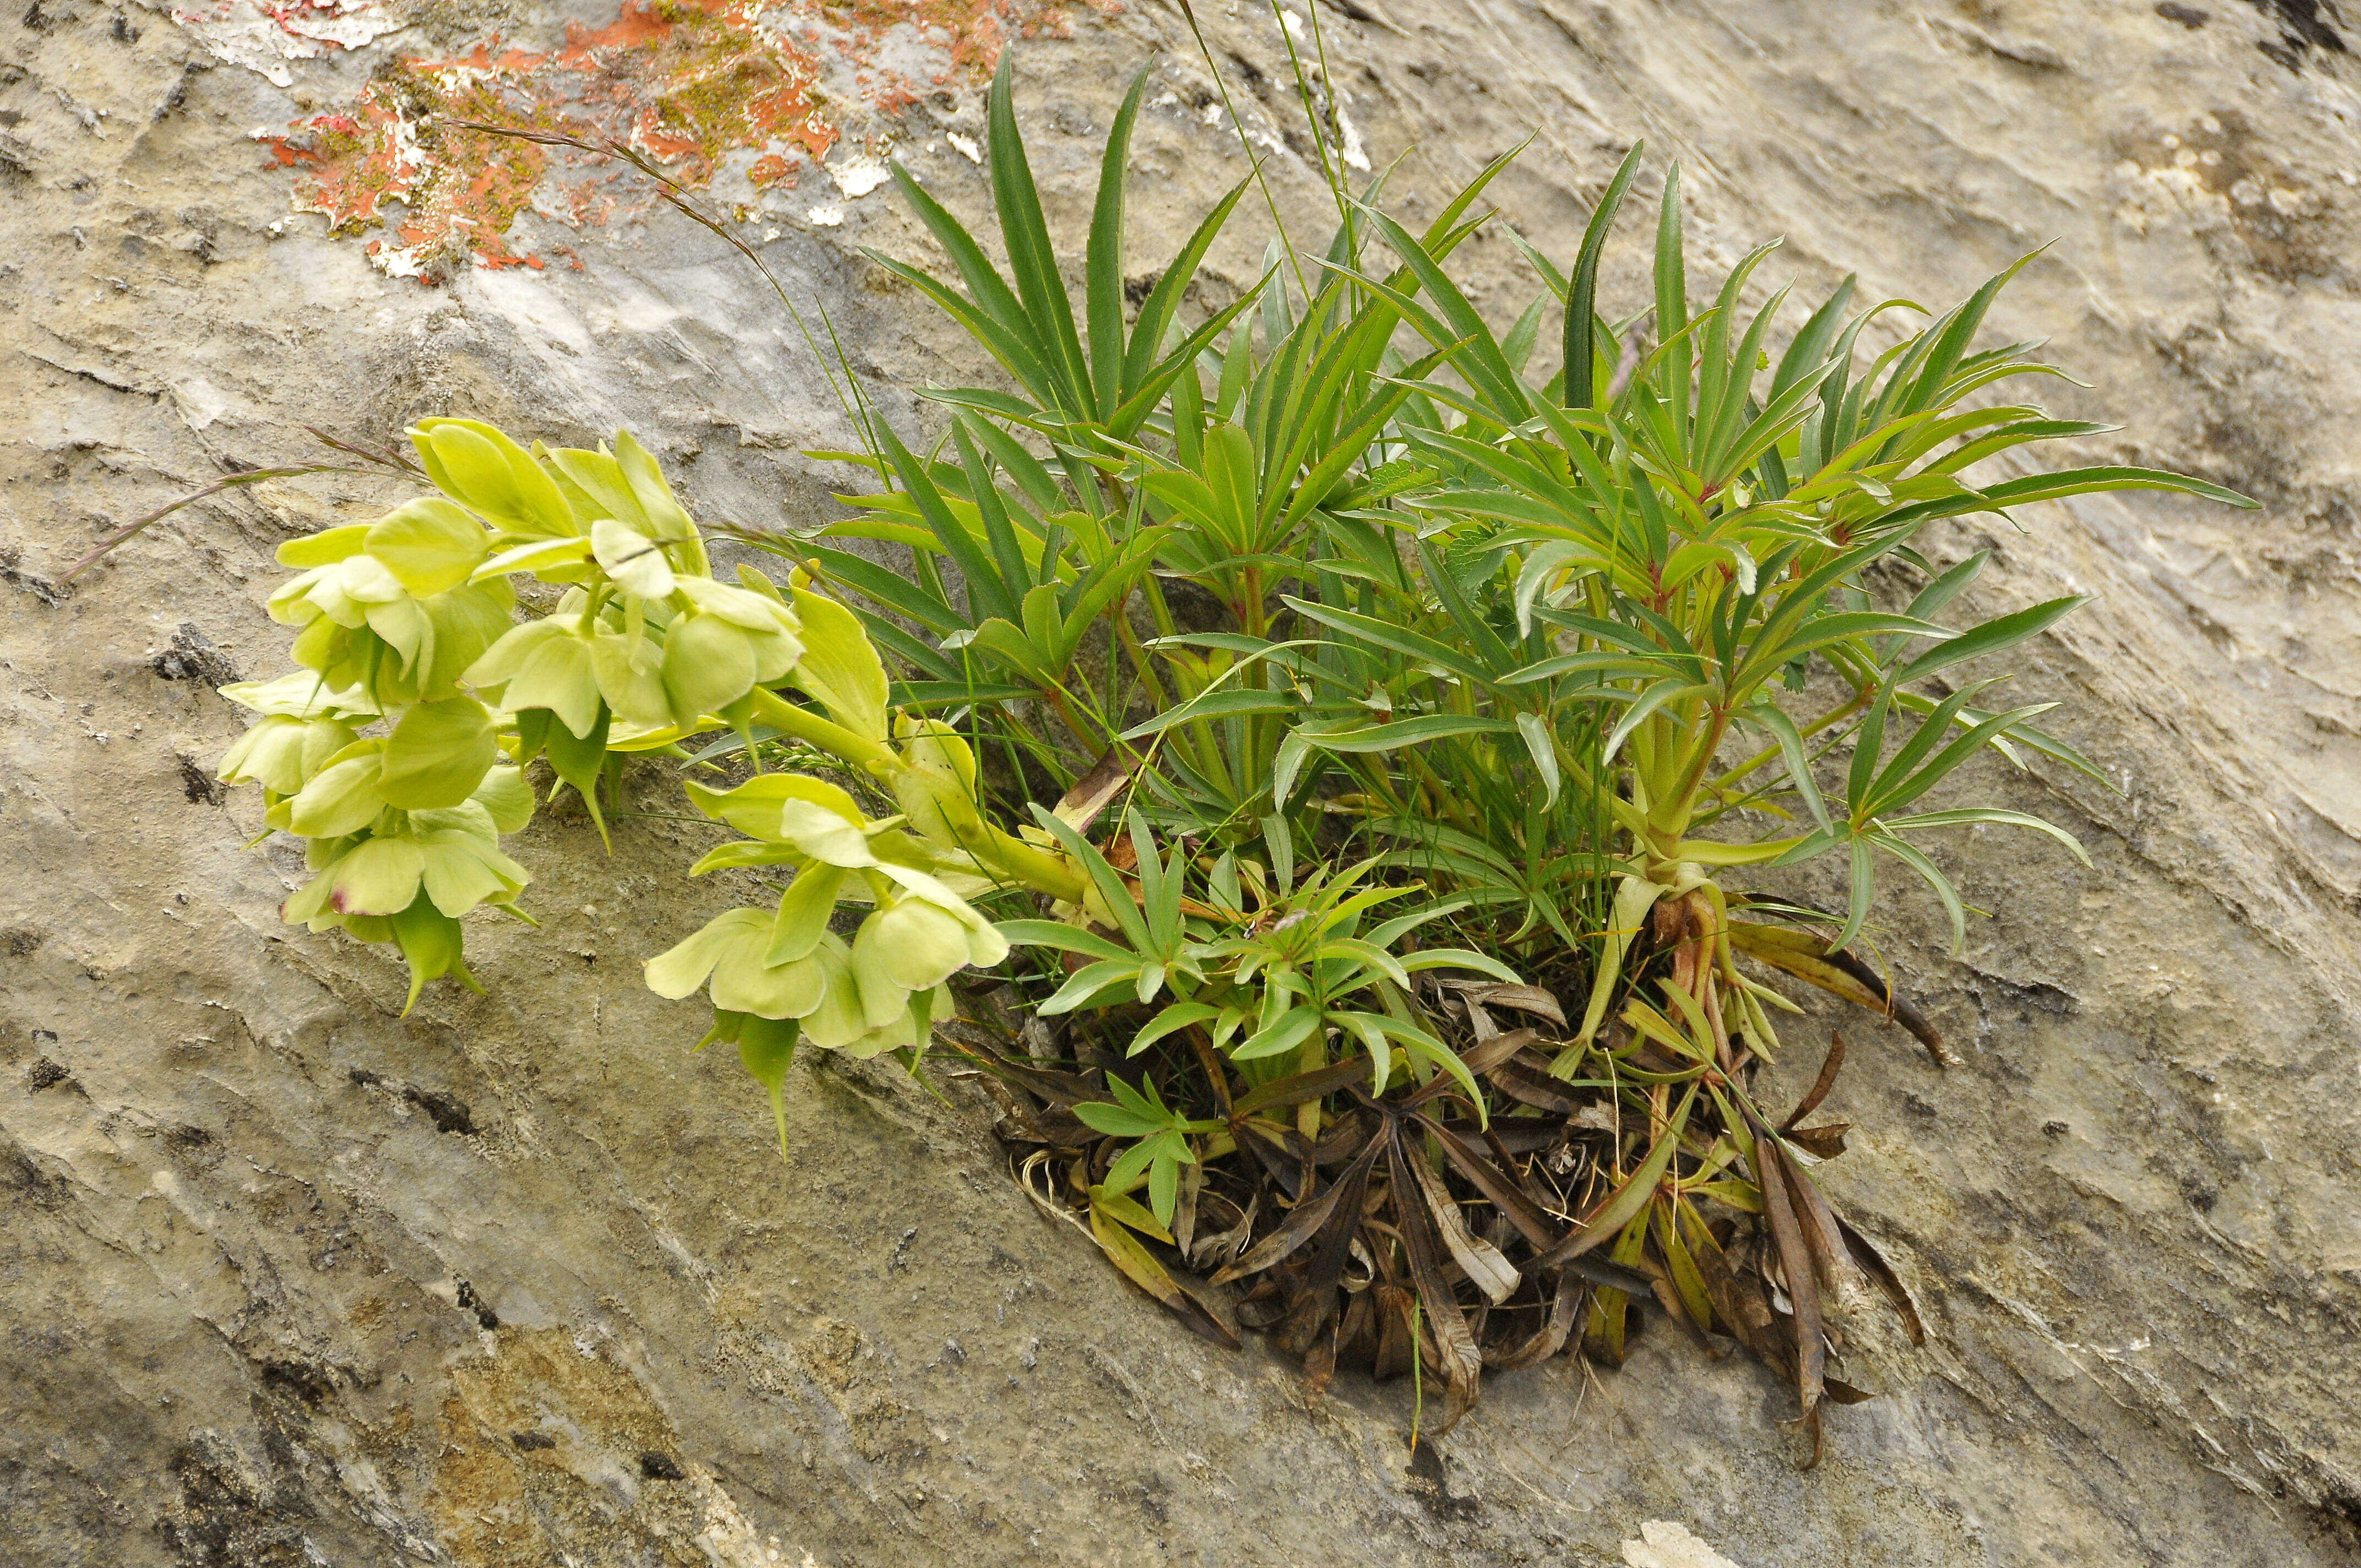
[4,0,2360,1562]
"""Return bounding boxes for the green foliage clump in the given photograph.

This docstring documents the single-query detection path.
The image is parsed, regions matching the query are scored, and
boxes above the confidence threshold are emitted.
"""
[215,51,2249,1459]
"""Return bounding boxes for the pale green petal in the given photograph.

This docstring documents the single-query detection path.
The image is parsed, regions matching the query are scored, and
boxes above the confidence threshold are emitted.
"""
[299,718,358,781]
[365,498,489,597]
[847,916,917,1030]
[469,765,535,835]
[286,749,389,837]
[766,864,847,965]
[844,1001,921,1060]
[281,865,337,924]
[614,429,697,541]
[505,634,602,738]
[743,622,802,684]
[378,698,497,810]
[220,716,308,794]
[219,670,374,720]
[276,522,373,568]
[416,830,528,916]
[406,798,497,843]
[412,418,576,538]
[644,907,769,999]
[328,836,425,917]
[683,773,864,840]
[333,551,409,606]
[364,596,433,676]
[463,616,570,687]
[661,611,757,731]
[677,576,802,635]
[856,899,970,993]
[779,799,877,868]
[798,937,868,1048]
[587,627,671,729]
[591,517,676,600]
[710,939,826,1020]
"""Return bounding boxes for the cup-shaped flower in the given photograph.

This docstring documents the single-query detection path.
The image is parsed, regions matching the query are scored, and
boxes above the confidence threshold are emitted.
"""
[678,576,803,680]
[465,614,602,738]
[282,739,391,837]
[219,714,359,796]
[269,540,406,630]
[272,521,514,706]
[852,873,1008,994]
[585,620,673,731]
[377,696,498,810]
[282,777,531,926]
[647,908,847,1023]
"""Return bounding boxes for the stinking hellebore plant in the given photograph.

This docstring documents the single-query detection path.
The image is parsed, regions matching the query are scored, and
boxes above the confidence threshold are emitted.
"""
[210,47,2255,1464]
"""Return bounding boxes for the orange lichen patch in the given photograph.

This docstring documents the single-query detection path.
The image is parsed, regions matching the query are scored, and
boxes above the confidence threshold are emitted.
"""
[262,0,1117,282]
[746,152,799,190]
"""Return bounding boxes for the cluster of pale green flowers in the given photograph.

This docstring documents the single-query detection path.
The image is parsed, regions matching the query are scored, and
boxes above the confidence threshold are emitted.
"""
[217,417,1043,1060]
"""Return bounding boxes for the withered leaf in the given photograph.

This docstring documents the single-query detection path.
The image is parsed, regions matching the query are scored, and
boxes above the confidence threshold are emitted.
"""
[1214,1135,1385,1284]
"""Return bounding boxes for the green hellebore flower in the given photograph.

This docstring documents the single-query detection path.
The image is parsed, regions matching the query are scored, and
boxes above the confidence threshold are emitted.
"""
[326,835,427,917]
[284,804,530,928]
[285,742,390,838]
[269,549,407,630]
[676,576,803,680]
[466,616,603,739]
[660,609,757,732]
[280,567,512,707]
[219,713,358,796]
[844,867,1007,1031]
[852,895,977,997]
[873,863,1010,970]
[645,908,848,1023]
[586,621,672,731]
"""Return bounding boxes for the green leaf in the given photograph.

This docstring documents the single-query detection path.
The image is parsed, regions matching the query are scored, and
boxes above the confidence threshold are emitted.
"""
[1515,711,1560,808]
[1087,65,1150,418]
[1893,595,2086,685]
[1233,1005,1324,1061]
[998,918,1138,962]
[1074,1099,1166,1139]
[988,52,1092,419]
[1884,806,2091,865]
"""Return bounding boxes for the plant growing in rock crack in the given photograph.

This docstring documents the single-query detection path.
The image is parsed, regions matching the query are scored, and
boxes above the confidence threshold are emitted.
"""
[205,46,2252,1462]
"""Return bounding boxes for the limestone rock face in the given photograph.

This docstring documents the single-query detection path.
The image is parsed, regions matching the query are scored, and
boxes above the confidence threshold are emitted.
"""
[4,1,2359,1562]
